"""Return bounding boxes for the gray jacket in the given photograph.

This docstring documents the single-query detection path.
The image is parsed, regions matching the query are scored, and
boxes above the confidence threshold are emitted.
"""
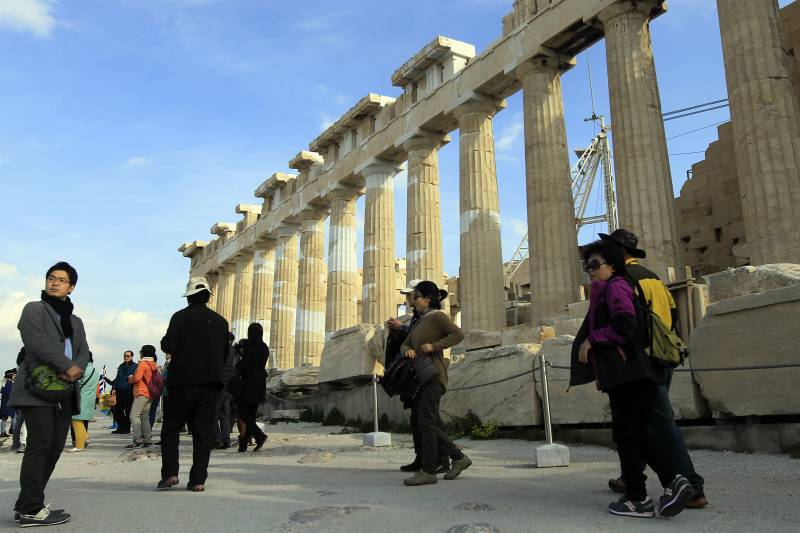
[10,300,91,408]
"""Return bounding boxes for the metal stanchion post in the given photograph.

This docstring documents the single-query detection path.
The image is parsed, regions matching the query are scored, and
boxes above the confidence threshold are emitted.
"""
[535,353,570,468]
[363,374,391,447]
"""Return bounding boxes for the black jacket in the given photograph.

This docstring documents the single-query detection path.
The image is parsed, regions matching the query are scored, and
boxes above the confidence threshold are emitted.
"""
[569,278,660,392]
[161,303,229,389]
[236,339,268,404]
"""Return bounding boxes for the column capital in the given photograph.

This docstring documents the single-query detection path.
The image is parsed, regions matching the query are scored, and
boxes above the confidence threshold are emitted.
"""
[300,214,327,232]
[514,52,576,79]
[450,95,506,121]
[597,0,662,26]
[325,185,361,203]
[399,130,451,152]
[355,158,404,181]
[274,223,300,239]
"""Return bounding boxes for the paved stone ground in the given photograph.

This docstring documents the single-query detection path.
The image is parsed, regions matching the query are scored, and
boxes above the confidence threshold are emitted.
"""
[0,414,798,532]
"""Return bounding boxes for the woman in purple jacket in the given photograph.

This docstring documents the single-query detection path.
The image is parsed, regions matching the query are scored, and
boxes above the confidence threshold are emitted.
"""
[572,240,692,519]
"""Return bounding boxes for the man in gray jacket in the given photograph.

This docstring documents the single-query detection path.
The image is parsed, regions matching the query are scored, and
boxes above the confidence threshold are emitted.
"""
[11,262,89,527]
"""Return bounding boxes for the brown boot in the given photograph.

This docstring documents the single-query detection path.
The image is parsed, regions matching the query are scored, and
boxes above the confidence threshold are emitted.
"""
[403,471,437,486]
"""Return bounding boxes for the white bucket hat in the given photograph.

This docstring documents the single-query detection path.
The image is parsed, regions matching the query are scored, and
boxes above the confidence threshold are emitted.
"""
[399,279,423,294]
[183,276,212,297]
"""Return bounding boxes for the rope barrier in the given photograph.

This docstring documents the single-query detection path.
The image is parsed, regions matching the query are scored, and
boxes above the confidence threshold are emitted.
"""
[264,361,800,404]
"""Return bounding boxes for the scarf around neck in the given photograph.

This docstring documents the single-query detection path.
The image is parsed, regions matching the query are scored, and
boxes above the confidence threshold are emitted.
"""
[41,290,75,339]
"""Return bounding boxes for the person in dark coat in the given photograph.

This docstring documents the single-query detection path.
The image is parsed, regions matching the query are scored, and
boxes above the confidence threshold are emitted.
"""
[158,276,229,492]
[110,350,137,434]
[570,240,692,519]
[236,323,268,453]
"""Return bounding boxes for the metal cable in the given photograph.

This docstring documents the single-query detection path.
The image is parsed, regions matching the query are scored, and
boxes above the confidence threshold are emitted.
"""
[545,362,800,372]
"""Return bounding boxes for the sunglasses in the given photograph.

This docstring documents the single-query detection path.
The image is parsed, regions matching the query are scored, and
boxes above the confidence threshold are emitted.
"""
[584,260,607,273]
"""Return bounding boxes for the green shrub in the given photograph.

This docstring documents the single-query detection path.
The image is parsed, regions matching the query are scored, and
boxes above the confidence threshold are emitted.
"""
[469,421,499,440]
[447,411,483,438]
[322,407,346,426]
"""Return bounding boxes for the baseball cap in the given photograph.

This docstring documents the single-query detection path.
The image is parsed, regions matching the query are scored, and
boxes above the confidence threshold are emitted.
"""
[183,276,213,297]
[399,279,423,294]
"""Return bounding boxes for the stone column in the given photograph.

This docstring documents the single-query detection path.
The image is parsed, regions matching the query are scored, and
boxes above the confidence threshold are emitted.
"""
[600,0,681,280]
[295,214,327,367]
[452,99,506,331]
[325,188,360,335]
[250,241,276,346]
[516,57,581,320]
[215,265,235,324]
[230,253,254,340]
[360,161,401,324]
[270,227,299,370]
[206,273,219,312]
[717,0,800,264]
[403,135,447,285]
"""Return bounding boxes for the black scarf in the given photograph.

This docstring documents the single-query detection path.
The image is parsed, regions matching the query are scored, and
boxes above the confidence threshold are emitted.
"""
[41,290,74,339]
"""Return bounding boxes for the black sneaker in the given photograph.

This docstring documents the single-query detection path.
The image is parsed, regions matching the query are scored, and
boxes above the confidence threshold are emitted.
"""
[400,459,422,472]
[157,476,179,490]
[14,507,65,523]
[658,475,693,518]
[19,506,71,527]
[124,442,142,449]
[608,496,655,518]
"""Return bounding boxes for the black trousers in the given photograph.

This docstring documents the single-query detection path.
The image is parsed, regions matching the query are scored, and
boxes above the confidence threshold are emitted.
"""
[608,379,678,502]
[160,385,220,486]
[410,404,451,468]
[412,380,462,474]
[16,405,72,514]
[115,389,134,432]
[238,402,265,448]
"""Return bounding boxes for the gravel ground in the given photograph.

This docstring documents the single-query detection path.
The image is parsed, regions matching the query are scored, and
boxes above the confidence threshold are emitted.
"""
[1,414,798,532]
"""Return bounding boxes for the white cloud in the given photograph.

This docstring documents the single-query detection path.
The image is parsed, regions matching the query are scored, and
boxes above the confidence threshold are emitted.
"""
[125,156,150,167]
[496,114,523,151]
[507,217,528,237]
[0,263,169,374]
[0,262,19,278]
[0,0,56,38]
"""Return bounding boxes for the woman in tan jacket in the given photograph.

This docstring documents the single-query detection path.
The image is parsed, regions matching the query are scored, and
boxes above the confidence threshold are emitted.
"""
[400,280,471,486]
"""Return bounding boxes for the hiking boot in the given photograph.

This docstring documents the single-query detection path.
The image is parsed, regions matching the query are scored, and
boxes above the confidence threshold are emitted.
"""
[608,477,626,493]
[608,496,655,518]
[443,456,472,480]
[435,462,451,474]
[157,476,179,490]
[657,475,692,517]
[19,506,71,527]
[686,489,708,509]
[403,471,437,486]
[400,458,422,472]
[15,506,65,523]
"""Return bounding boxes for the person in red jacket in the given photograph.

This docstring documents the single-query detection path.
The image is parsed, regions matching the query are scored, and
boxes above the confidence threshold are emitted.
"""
[125,345,158,449]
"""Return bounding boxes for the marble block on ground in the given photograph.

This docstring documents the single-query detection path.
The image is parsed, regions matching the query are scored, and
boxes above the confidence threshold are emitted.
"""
[441,343,542,426]
[535,443,570,468]
[704,263,800,302]
[363,432,391,447]
[318,325,383,384]
[534,336,611,424]
[690,281,800,417]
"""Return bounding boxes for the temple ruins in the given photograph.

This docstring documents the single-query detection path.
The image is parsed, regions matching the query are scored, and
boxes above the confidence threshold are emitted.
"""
[178,0,800,446]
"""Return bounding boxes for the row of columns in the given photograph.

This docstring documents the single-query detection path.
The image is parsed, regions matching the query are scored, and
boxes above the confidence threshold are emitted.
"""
[203,0,719,369]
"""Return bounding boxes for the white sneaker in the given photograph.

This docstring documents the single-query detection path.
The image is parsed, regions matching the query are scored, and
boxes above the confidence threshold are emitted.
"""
[66,447,85,453]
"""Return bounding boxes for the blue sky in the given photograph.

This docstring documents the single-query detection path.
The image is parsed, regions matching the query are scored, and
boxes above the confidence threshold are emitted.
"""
[1,0,790,371]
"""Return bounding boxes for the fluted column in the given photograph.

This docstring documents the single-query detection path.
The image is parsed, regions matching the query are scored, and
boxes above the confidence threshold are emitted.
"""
[230,253,254,340]
[326,188,360,335]
[206,273,219,312]
[361,161,401,324]
[600,0,681,280]
[250,241,276,346]
[453,99,506,331]
[403,135,447,285]
[270,227,299,369]
[717,0,800,264]
[516,57,581,320]
[215,265,235,324]
[295,215,327,367]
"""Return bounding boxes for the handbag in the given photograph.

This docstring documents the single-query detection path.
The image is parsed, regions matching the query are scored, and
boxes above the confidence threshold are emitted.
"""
[226,374,243,397]
[24,356,74,403]
[411,355,439,385]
